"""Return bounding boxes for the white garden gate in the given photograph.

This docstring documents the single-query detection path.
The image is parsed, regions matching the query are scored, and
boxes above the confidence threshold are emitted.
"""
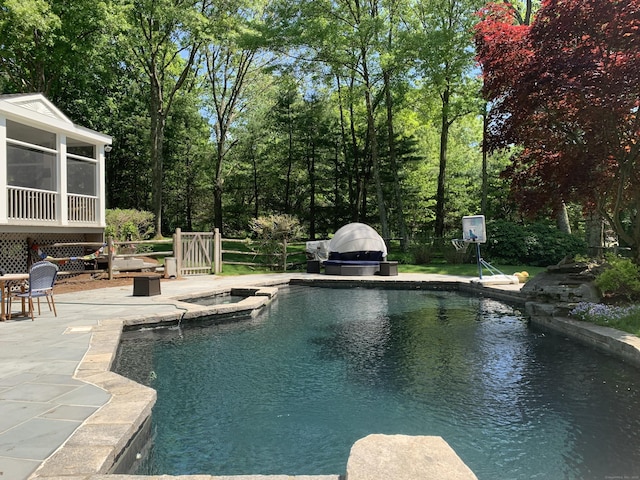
[175,228,222,276]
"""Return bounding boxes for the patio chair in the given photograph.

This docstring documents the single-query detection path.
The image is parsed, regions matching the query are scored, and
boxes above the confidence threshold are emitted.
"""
[9,261,58,321]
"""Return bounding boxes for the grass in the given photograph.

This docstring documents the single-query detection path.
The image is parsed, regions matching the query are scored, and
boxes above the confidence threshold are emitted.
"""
[397,262,545,277]
[218,258,546,279]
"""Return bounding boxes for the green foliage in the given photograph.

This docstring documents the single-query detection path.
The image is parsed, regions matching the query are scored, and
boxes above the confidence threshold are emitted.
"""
[410,244,433,265]
[105,208,155,241]
[249,214,304,270]
[476,0,640,254]
[483,220,587,266]
[570,302,640,337]
[595,255,640,301]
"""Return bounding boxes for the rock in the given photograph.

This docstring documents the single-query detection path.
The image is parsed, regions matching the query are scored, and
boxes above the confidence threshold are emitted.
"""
[521,263,601,303]
[346,434,478,480]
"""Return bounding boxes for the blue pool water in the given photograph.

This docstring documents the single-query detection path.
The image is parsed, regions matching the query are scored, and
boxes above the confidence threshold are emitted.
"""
[114,286,640,479]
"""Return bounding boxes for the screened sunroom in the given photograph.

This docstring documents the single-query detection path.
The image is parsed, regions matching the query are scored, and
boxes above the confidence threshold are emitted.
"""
[0,93,111,233]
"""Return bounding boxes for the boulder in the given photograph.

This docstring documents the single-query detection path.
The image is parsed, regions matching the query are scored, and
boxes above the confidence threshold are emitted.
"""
[521,262,601,304]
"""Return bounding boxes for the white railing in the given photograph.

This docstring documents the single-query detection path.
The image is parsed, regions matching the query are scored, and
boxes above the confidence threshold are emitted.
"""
[8,186,56,222]
[7,187,98,224]
[67,194,97,223]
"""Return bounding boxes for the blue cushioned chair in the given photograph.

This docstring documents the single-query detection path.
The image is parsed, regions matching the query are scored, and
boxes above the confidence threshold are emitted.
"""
[9,261,58,321]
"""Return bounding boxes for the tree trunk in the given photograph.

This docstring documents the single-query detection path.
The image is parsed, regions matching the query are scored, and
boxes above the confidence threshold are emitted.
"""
[481,103,489,215]
[349,82,363,222]
[362,53,389,240]
[434,86,450,239]
[150,81,165,238]
[214,181,223,235]
[384,69,408,251]
[585,211,604,258]
[556,202,571,234]
[308,138,317,240]
[252,150,259,219]
[285,103,294,214]
[213,124,226,234]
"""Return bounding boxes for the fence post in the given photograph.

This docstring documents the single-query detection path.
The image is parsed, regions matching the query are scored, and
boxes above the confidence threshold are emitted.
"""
[107,236,114,280]
[214,228,221,274]
[174,228,182,278]
[282,237,288,272]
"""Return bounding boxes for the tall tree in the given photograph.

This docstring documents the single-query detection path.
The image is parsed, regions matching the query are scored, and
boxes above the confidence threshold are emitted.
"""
[411,0,484,239]
[281,0,392,238]
[382,0,411,250]
[476,0,640,260]
[163,89,211,231]
[123,0,205,237]
[202,0,271,234]
[481,1,538,215]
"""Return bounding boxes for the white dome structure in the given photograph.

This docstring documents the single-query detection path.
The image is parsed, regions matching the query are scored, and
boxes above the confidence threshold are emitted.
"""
[328,223,387,261]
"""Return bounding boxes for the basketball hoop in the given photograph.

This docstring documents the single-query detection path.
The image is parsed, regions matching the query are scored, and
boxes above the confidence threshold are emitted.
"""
[451,238,470,252]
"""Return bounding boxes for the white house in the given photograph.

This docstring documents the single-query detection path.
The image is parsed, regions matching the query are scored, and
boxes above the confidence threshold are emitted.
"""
[0,93,112,273]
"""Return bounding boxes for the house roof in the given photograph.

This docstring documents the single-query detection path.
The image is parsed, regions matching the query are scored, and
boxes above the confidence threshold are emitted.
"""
[0,93,111,145]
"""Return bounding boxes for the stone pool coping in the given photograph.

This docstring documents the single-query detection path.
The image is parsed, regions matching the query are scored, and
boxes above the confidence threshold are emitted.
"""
[26,272,640,480]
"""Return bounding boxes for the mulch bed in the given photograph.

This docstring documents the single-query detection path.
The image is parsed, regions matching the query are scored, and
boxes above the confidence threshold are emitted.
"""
[53,272,163,294]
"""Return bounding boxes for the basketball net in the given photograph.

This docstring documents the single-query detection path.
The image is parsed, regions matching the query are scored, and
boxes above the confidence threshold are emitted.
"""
[451,239,470,252]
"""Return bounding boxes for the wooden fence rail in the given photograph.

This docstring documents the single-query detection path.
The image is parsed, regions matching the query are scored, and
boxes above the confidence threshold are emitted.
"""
[36,228,307,279]
[216,232,306,273]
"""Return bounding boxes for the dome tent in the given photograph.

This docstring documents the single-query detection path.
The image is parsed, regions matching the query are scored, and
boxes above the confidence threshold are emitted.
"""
[328,223,387,261]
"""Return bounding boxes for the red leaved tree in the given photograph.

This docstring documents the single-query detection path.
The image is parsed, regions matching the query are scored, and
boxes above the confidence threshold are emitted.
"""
[475,0,640,260]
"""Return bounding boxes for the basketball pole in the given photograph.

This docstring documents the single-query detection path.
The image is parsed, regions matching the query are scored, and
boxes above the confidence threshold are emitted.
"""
[473,242,481,279]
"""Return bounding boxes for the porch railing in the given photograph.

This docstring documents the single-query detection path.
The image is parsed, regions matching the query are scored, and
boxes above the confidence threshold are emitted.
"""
[67,193,97,223]
[7,186,98,224]
[8,186,56,222]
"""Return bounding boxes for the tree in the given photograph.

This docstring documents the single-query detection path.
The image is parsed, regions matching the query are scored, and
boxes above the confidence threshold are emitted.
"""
[475,0,640,260]
[411,0,484,240]
[281,0,392,239]
[163,89,212,231]
[0,0,123,126]
[202,0,271,234]
[123,0,205,237]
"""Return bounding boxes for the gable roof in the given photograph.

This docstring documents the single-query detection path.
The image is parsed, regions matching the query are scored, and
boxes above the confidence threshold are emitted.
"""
[0,93,73,124]
[0,93,111,144]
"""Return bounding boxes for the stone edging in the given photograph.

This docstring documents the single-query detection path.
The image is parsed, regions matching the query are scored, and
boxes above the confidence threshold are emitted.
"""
[526,301,640,368]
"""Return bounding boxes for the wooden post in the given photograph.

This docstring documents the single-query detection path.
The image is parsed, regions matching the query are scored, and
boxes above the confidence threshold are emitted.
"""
[282,237,288,272]
[213,228,221,274]
[174,228,182,278]
[107,236,114,280]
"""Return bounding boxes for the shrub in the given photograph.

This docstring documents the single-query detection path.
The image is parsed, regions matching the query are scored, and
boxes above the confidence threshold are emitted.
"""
[595,255,640,301]
[483,220,587,266]
[249,214,304,270]
[105,208,155,241]
[411,244,433,265]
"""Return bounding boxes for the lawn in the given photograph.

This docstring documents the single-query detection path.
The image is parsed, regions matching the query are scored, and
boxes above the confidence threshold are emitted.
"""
[219,258,546,279]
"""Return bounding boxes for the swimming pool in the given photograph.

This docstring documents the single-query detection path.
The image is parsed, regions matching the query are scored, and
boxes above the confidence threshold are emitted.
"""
[113,286,640,479]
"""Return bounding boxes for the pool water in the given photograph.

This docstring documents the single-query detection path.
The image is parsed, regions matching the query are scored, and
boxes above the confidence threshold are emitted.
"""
[113,286,640,479]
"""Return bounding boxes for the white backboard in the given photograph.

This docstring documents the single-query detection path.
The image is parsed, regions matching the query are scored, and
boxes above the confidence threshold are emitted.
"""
[462,215,486,243]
